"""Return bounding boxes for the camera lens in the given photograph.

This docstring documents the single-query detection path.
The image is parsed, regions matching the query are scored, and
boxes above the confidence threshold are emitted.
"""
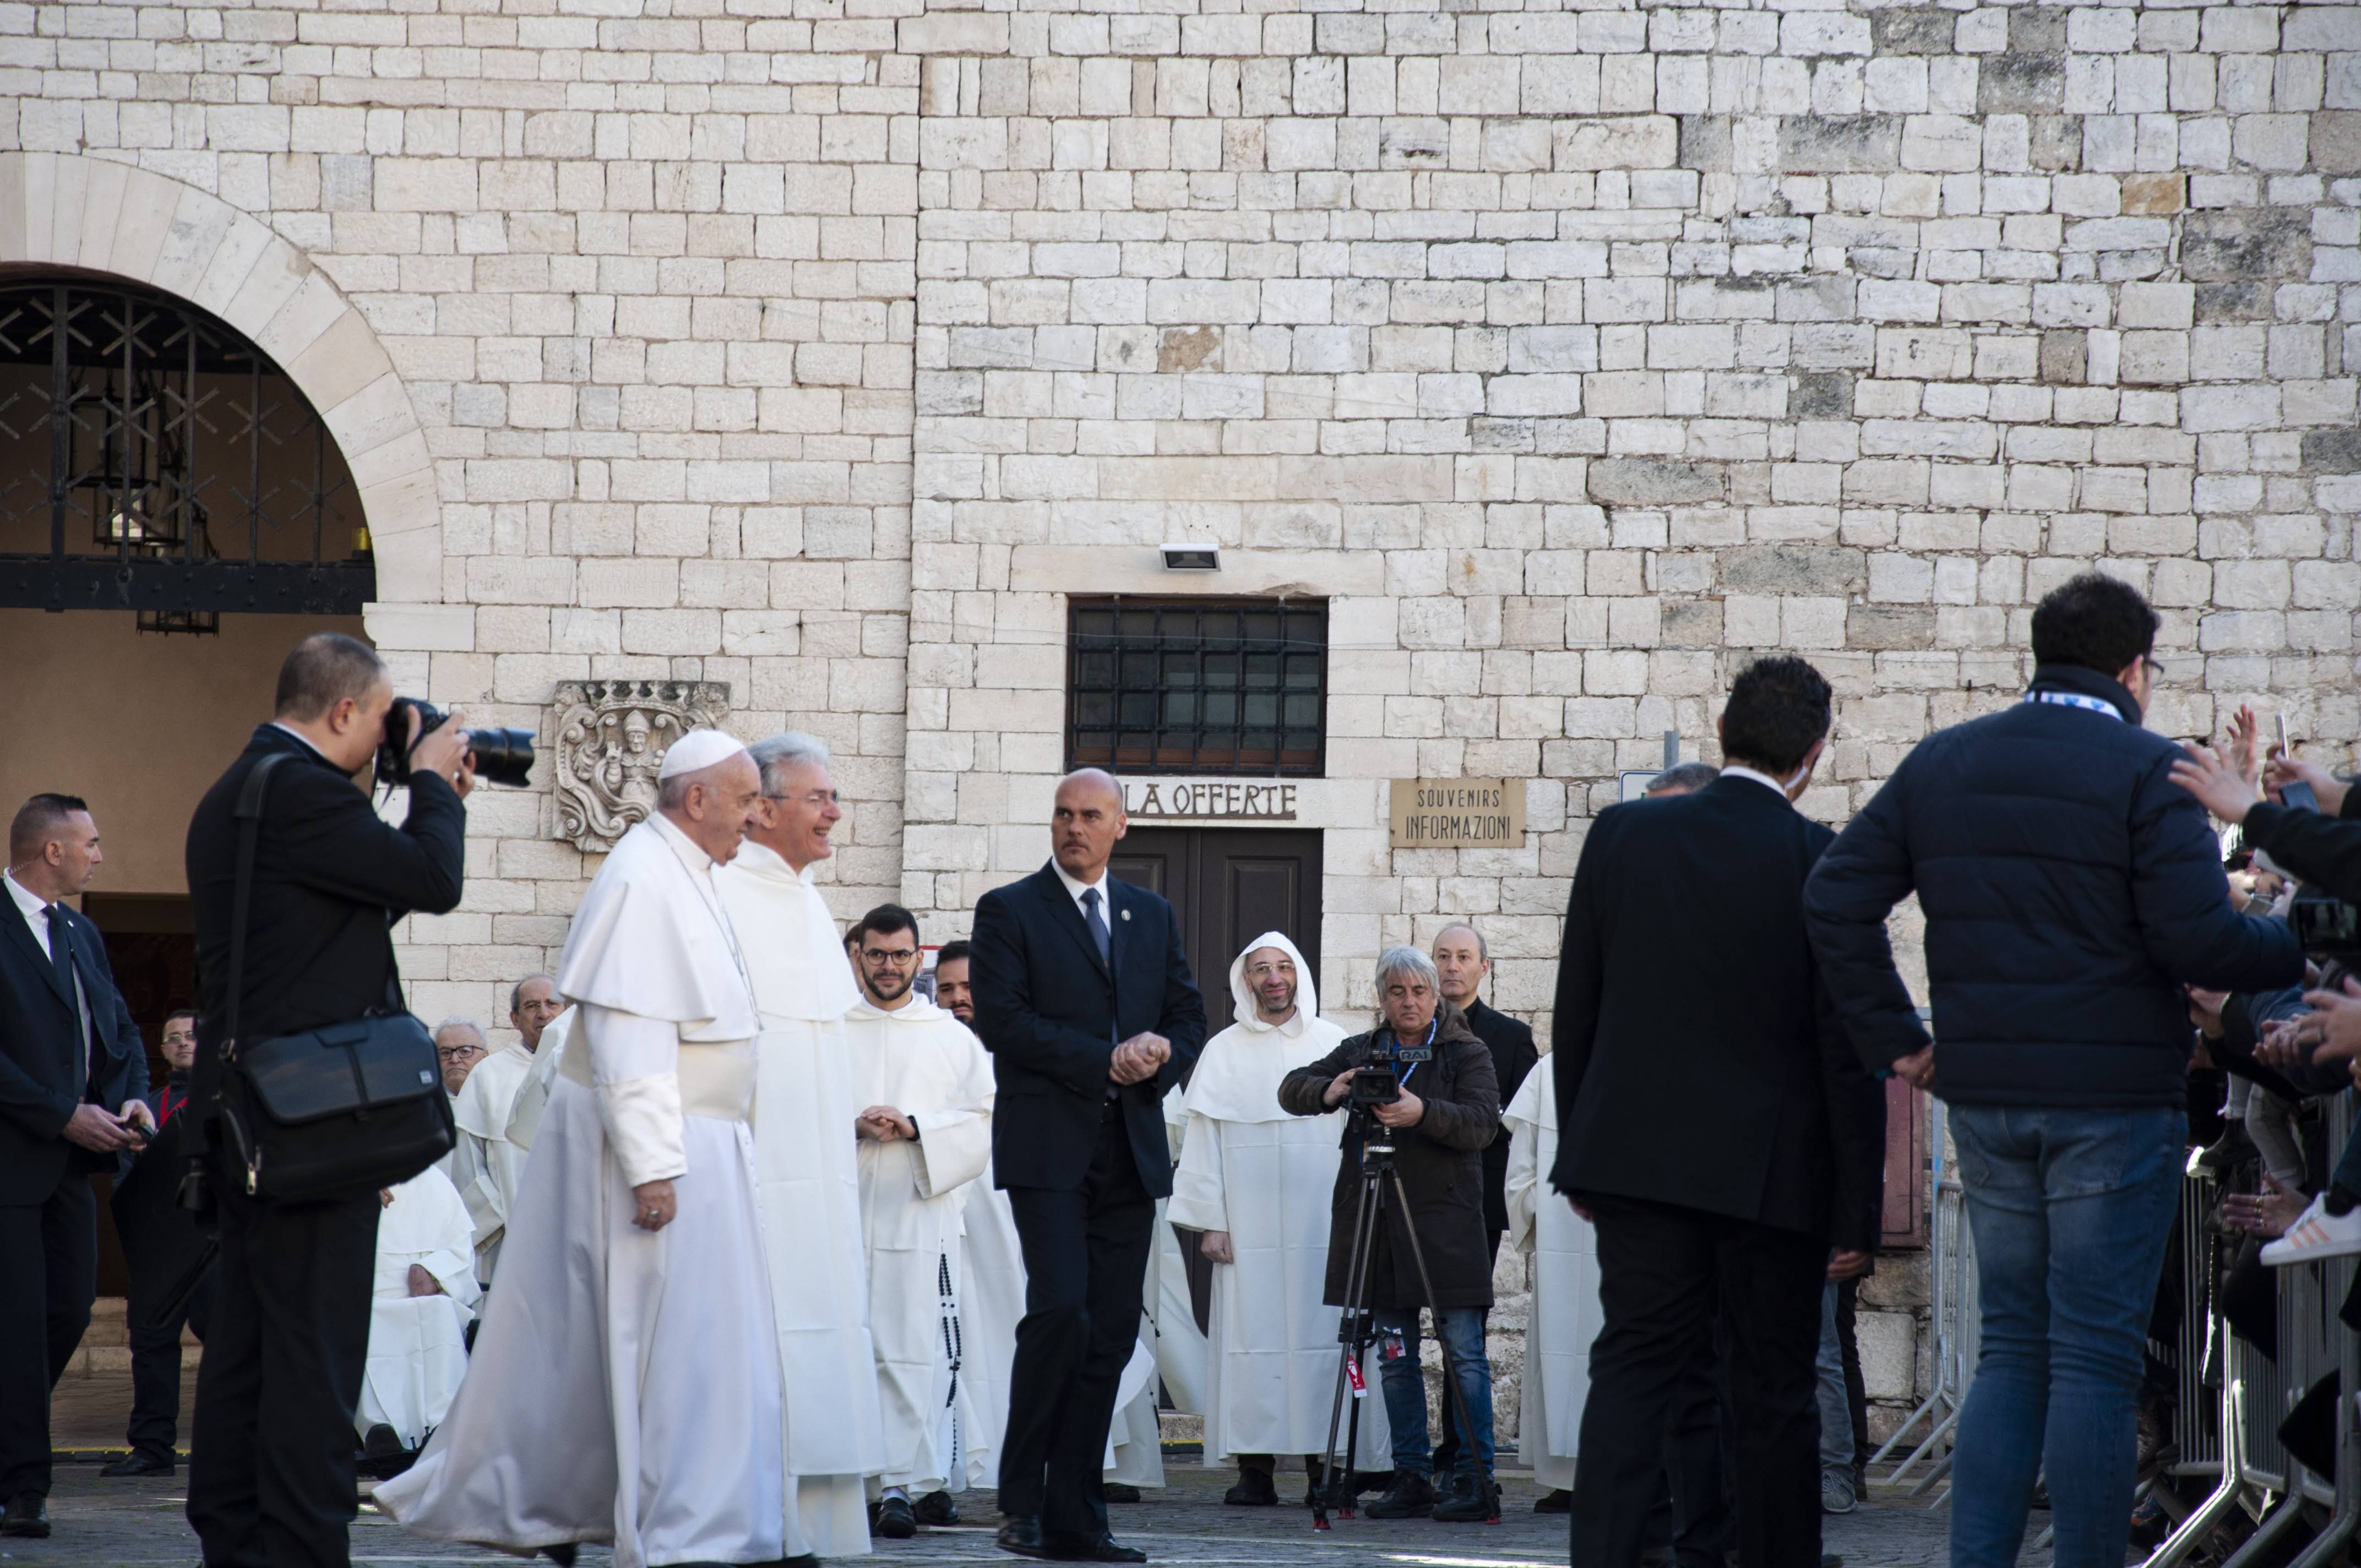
[461,727,537,790]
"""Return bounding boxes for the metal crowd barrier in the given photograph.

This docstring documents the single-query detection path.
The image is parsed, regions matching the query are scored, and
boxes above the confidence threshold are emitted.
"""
[1883,1092,2361,1566]
[2147,1095,2361,1568]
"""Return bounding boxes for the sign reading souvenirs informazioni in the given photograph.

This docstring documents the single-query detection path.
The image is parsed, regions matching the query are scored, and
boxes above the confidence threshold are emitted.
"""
[1121,779,1300,821]
[1388,778,1527,850]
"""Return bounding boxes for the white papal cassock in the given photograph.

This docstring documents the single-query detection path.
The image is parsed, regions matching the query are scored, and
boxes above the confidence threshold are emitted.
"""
[357,1168,478,1450]
[377,812,792,1568]
[448,1040,534,1283]
[1166,933,1390,1466]
[714,837,885,1551]
[1504,1052,1600,1492]
[845,994,995,1494]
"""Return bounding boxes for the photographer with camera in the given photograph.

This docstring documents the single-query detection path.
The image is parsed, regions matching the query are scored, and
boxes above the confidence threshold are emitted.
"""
[183,633,472,1568]
[1277,946,1500,1524]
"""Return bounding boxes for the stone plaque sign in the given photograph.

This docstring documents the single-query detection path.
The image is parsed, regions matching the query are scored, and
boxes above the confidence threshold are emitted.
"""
[1122,778,1299,821]
[551,679,732,852]
[1389,778,1526,850]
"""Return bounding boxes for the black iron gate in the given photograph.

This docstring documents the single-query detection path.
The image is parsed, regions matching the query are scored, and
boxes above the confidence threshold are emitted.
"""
[0,277,376,620]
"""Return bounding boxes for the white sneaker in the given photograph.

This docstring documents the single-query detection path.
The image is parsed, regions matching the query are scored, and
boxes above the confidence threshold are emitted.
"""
[2260,1194,2361,1266]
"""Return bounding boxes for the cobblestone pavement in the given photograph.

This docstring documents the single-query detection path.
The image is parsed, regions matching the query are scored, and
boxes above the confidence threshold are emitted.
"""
[2,1459,2014,1568]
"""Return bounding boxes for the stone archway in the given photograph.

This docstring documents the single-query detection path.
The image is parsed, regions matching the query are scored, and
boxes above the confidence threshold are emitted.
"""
[0,152,444,640]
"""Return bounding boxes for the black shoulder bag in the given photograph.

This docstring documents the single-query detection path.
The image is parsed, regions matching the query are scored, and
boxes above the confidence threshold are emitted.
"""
[213,751,455,1202]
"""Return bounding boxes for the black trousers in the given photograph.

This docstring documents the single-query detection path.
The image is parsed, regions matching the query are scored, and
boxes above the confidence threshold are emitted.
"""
[1000,1109,1156,1541]
[1569,1195,1826,1568]
[0,1175,98,1499]
[126,1271,212,1463]
[186,1177,380,1568]
[1646,1321,1734,1565]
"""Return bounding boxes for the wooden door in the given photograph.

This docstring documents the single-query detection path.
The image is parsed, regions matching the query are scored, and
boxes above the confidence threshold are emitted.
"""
[1110,826,1323,1038]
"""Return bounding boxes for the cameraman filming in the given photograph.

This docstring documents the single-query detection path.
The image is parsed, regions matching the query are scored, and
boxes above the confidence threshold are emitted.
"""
[1277,946,1500,1523]
[184,633,471,1568]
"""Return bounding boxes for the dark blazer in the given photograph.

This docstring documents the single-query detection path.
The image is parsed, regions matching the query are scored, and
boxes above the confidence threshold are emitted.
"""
[1804,664,2301,1109]
[185,725,466,1111]
[1552,775,1886,1250]
[1278,1004,1500,1309]
[112,1073,211,1320]
[1461,998,1537,1237]
[0,885,148,1204]
[970,862,1207,1195]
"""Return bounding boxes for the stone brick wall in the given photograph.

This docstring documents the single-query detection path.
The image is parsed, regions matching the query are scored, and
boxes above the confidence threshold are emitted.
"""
[14,0,2361,1424]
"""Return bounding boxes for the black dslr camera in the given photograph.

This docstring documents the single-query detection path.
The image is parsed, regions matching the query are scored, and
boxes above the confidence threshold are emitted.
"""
[1347,1031,1433,1113]
[378,697,536,790]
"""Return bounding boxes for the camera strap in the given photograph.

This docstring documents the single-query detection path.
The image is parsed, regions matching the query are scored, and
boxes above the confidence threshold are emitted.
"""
[224,752,293,1063]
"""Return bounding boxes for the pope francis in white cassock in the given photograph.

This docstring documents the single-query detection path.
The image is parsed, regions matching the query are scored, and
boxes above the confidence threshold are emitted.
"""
[358,1167,478,1455]
[840,907,996,1531]
[1166,933,1389,1504]
[1504,1051,1599,1498]
[377,731,820,1568]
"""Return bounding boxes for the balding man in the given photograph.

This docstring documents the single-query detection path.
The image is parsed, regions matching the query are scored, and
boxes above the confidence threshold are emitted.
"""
[969,770,1206,1562]
[1,793,150,1537]
[183,631,471,1568]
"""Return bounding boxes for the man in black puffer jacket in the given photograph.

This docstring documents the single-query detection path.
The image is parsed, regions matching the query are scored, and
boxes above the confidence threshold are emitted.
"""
[1803,573,2299,1568]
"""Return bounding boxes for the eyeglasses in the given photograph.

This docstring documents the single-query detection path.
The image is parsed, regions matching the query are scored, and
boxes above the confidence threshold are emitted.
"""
[436,1046,483,1063]
[764,790,840,809]
[861,948,920,968]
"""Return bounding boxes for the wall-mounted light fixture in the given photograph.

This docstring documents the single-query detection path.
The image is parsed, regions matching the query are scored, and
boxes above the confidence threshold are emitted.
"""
[1160,542,1220,571]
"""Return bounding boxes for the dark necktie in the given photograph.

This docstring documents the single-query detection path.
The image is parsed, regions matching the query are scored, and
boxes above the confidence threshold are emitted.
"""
[45,906,90,1097]
[1081,887,1111,965]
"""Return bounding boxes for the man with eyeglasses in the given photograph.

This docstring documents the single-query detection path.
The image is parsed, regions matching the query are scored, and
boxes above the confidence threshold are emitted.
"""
[843,904,995,1536]
[712,732,886,1558]
[432,1019,487,1097]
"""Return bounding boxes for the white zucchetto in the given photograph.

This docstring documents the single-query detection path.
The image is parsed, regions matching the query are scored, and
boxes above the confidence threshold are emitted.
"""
[656,728,750,780]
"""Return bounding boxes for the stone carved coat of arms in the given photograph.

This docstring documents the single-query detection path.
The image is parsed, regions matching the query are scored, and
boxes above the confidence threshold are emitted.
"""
[550,680,732,852]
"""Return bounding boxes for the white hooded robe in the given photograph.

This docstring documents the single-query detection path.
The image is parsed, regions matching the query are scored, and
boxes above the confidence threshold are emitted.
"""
[845,994,996,1494]
[714,837,887,1552]
[448,1041,534,1282]
[1504,1053,1600,1491]
[1166,932,1390,1466]
[358,1167,479,1450]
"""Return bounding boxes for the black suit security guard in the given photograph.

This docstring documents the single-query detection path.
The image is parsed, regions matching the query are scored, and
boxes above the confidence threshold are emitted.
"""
[0,794,151,1540]
[1549,658,1886,1568]
[183,633,471,1568]
[970,769,1205,1564]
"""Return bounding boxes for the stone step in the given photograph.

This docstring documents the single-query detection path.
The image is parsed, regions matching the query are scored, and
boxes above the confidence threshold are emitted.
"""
[64,1299,201,1377]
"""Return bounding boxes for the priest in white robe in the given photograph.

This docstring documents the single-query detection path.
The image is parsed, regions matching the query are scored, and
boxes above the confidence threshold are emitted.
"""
[377,731,803,1568]
[358,1167,479,1460]
[1168,933,1390,1506]
[1504,1050,1598,1507]
[843,903,997,1536]
[712,730,885,1557]
[504,1004,573,1154]
[447,973,565,1284]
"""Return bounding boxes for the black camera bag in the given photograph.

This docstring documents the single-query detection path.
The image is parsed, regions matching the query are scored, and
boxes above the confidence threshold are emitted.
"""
[213,751,454,1202]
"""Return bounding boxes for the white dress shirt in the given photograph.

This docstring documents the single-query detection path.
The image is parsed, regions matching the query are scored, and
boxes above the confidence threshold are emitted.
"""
[1052,861,1116,935]
[7,865,93,1087]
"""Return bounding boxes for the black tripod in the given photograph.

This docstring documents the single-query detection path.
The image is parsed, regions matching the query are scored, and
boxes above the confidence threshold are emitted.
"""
[1310,1117,1497,1528]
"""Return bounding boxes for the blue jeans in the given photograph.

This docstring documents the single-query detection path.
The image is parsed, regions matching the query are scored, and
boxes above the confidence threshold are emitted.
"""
[1949,1106,2183,1568]
[1816,1282,1852,1484]
[1372,1307,1494,1481]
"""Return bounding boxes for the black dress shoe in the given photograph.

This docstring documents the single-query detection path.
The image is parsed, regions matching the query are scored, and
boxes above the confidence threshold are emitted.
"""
[540,1545,578,1567]
[998,1516,1053,1559]
[1045,1532,1145,1564]
[1532,1487,1571,1513]
[913,1490,960,1527]
[1100,1483,1141,1504]
[101,1453,176,1478]
[873,1495,918,1539]
[0,1494,50,1538]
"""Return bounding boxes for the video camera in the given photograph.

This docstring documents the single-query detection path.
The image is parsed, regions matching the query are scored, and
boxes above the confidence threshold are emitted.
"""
[1346,1031,1433,1114]
[2268,780,2361,961]
[377,697,536,790]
